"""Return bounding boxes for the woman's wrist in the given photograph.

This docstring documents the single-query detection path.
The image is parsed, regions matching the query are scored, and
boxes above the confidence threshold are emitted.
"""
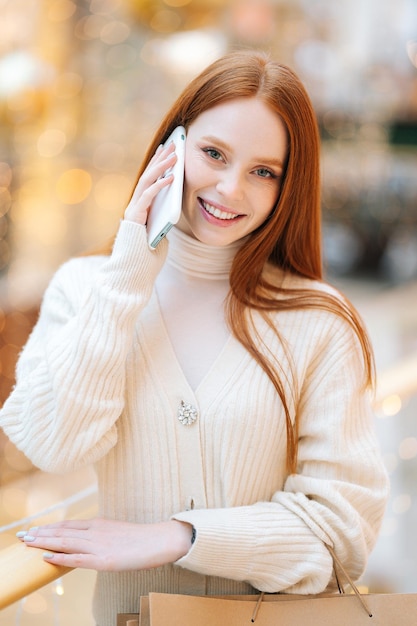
[166,520,195,561]
[161,519,195,563]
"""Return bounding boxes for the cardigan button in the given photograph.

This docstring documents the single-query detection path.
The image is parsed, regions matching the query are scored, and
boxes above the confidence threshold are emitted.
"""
[177,400,198,426]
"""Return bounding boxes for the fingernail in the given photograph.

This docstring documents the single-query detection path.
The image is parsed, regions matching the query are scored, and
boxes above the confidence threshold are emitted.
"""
[16,531,27,538]
[43,552,55,559]
[23,535,36,542]
[28,526,39,532]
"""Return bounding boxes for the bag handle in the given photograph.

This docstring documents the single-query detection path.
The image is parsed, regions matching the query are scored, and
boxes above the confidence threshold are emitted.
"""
[251,545,373,622]
[326,545,372,618]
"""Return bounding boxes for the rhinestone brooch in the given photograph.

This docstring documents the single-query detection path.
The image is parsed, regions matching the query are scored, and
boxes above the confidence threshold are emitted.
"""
[177,400,198,426]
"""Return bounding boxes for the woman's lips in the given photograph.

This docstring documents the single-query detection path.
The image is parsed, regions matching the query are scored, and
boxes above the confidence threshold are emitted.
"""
[199,198,244,226]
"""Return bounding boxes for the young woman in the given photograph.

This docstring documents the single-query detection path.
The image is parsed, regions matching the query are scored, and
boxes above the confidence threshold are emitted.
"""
[0,50,388,626]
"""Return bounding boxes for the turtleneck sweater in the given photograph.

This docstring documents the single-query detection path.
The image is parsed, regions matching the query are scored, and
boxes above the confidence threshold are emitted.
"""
[0,220,388,626]
[155,227,243,390]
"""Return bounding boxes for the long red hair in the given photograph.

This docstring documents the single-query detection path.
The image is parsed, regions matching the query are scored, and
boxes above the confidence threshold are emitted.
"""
[100,50,374,472]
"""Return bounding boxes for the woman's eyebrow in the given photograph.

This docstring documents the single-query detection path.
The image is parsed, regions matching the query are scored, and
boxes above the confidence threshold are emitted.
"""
[200,135,285,169]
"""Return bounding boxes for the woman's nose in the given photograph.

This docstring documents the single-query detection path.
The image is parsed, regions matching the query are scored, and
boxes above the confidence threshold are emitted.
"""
[216,167,244,202]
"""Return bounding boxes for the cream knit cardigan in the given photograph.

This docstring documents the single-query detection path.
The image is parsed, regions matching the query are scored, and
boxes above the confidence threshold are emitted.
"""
[0,221,389,626]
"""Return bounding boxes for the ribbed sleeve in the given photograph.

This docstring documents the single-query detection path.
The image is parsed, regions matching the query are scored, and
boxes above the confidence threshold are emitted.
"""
[0,221,167,472]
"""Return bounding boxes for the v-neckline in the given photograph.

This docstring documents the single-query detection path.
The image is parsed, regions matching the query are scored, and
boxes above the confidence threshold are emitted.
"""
[138,291,248,404]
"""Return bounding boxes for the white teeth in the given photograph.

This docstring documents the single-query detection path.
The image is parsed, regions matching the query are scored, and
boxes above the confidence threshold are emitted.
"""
[202,201,238,220]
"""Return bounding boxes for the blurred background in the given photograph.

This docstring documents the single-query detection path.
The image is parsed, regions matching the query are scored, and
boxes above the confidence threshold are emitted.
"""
[0,0,416,624]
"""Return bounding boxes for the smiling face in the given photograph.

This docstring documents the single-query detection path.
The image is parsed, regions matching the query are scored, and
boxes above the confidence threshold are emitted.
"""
[177,97,288,246]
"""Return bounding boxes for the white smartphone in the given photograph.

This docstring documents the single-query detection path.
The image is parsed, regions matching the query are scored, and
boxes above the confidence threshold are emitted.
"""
[147,125,186,249]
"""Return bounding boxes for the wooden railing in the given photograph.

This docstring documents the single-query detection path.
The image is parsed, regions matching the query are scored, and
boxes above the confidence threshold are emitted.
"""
[0,475,97,610]
[0,543,72,610]
[0,354,416,611]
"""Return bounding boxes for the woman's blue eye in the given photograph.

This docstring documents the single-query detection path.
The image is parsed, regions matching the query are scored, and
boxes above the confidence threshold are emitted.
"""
[256,168,275,178]
[203,148,222,160]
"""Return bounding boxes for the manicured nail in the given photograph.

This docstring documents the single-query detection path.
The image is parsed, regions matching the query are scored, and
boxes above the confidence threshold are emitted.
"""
[43,552,55,559]
[28,526,39,532]
[23,535,36,542]
[16,531,27,538]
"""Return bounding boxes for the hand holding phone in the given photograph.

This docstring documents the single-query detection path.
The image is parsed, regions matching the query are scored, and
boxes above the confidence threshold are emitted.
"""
[147,126,186,249]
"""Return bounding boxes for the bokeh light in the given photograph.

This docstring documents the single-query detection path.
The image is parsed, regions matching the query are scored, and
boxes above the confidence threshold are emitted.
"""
[93,173,132,212]
[398,437,417,460]
[37,129,67,157]
[56,168,92,204]
[47,0,77,23]
[21,592,49,615]
[381,394,402,417]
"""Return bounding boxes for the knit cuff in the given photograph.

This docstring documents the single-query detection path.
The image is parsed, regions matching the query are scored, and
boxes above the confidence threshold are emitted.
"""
[99,220,168,294]
[171,503,333,594]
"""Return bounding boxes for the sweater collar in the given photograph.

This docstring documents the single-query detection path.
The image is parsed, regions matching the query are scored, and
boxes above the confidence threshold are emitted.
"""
[166,227,244,280]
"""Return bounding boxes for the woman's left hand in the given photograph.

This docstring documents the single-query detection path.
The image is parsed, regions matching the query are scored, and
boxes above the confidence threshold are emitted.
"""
[17,518,193,571]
